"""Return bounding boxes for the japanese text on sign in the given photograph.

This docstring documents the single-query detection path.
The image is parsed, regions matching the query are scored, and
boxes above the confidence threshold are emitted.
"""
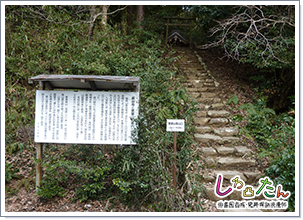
[34,90,139,145]
[166,119,185,132]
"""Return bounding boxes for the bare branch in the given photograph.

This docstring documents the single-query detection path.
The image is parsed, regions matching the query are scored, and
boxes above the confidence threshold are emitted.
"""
[197,5,295,66]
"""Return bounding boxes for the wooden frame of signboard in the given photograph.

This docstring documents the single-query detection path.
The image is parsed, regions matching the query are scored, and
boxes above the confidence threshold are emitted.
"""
[28,74,140,191]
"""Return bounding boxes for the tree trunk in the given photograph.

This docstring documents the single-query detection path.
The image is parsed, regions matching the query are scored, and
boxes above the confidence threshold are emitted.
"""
[120,6,128,35]
[136,5,144,29]
[127,5,133,35]
[269,69,295,113]
[101,5,110,30]
[88,5,97,40]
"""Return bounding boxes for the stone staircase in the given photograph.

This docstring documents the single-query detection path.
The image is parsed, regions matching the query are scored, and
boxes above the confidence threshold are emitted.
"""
[173,46,264,202]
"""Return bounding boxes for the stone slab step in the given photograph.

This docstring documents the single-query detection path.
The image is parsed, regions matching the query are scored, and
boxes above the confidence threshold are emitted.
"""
[194,118,210,126]
[196,97,222,104]
[196,111,208,117]
[217,157,256,168]
[208,110,230,118]
[196,126,212,133]
[194,133,223,144]
[208,118,229,126]
[214,146,235,156]
[200,92,217,98]
[214,127,239,137]
[210,103,225,110]
[234,146,253,156]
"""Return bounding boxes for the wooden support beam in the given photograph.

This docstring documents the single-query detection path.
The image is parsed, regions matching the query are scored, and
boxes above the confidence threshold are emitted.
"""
[89,81,97,91]
[45,81,54,90]
[36,143,42,192]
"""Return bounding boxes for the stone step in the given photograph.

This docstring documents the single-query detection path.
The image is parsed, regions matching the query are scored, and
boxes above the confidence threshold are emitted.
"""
[217,157,256,169]
[194,118,211,126]
[208,118,229,127]
[214,146,235,156]
[208,110,230,118]
[196,97,222,104]
[195,111,207,117]
[202,170,264,185]
[194,133,240,144]
[210,103,225,110]
[194,133,223,144]
[190,92,217,99]
[185,87,216,93]
[214,127,239,137]
[198,145,252,157]
[196,126,212,133]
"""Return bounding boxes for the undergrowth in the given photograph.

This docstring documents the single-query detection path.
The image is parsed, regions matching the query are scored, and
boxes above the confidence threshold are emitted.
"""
[5,12,199,211]
[229,95,295,212]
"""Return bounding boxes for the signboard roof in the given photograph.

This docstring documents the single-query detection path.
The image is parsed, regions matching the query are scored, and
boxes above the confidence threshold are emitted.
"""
[28,75,140,91]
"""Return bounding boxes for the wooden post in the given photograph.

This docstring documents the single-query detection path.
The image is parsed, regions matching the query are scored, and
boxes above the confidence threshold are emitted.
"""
[173,131,177,189]
[36,143,42,191]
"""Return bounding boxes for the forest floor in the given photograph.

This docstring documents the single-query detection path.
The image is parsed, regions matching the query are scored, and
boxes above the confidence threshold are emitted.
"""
[5,46,266,214]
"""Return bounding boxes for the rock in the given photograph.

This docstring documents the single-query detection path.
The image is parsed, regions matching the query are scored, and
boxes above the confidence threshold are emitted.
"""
[213,170,247,182]
[222,137,240,144]
[196,111,207,117]
[208,110,230,118]
[204,157,216,168]
[196,97,215,104]
[214,146,235,156]
[234,146,252,156]
[186,88,197,92]
[189,92,200,98]
[217,157,256,168]
[204,82,215,87]
[208,118,229,126]
[196,126,212,133]
[211,103,225,110]
[203,174,215,182]
[201,147,217,156]
[214,127,239,137]
[243,171,264,184]
[200,92,216,98]
[194,118,210,125]
[194,133,223,144]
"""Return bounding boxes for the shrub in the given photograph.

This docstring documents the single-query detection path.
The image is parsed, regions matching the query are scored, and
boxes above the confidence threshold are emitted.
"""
[30,27,198,210]
[237,98,295,211]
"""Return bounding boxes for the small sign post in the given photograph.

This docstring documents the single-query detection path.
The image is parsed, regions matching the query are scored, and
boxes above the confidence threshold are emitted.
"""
[166,119,185,189]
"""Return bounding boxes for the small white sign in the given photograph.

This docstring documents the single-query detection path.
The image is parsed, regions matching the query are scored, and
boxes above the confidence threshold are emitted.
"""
[166,119,185,132]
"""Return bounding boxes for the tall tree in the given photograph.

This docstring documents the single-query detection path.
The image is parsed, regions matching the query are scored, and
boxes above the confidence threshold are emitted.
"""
[101,5,110,30]
[136,5,144,29]
[88,5,98,40]
[127,5,133,35]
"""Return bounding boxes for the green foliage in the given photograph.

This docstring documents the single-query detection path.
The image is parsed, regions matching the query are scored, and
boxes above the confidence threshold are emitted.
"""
[5,162,19,183]
[238,98,295,211]
[5,6,198,211]
[37,145,111,201]
[227,95,239,105]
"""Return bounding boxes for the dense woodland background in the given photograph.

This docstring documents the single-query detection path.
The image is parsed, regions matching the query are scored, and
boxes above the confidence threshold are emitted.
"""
[5,5,295,212]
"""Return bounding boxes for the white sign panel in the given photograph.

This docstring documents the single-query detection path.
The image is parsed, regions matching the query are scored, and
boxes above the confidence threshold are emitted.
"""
[166,119,185,132]
[34,90,139,145]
